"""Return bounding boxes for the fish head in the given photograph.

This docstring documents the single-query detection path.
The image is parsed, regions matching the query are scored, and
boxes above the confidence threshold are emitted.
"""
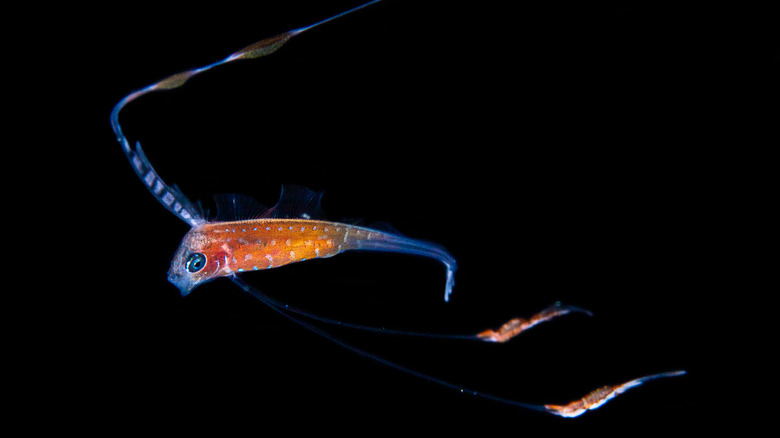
[167,227,226,295]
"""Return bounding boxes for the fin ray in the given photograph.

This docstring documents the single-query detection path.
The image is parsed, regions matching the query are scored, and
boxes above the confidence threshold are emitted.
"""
[262,184,326,219]
[213,193,270,221]
[131,141,205,226]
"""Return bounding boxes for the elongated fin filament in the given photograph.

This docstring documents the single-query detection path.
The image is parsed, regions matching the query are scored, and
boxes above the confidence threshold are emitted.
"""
[154,70,198,91]
[112,0,385,226]
[232,276,685,417]
[477,302,593,343]
[544,371,687,418]
[227,31,299,61]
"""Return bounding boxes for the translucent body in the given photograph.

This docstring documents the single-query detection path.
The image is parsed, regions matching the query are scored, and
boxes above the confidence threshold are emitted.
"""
[168,218,456,298]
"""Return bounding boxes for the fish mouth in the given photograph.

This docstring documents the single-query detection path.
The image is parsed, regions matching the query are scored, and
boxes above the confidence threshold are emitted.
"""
[167,270,194,296]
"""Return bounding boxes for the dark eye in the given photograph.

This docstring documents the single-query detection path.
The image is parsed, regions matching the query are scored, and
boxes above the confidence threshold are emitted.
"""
[185,253,207,273]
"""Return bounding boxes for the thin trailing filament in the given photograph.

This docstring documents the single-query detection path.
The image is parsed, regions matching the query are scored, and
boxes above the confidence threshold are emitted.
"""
[544,371,687,418]
[477,302,593,343]
[233,276,685,418]
[230,282,588,343]
[111,0,385,226]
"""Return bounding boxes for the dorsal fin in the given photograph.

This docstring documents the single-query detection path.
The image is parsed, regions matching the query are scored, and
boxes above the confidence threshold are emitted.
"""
[213,193,271,222]
[261,184,326,220]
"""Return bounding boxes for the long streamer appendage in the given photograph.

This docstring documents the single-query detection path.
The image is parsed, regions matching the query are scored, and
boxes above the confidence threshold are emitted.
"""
[477,302,593,343]
[544,371,687,418]
[112,0,384,225]
[225,275,588,342]
[232,276,685,417]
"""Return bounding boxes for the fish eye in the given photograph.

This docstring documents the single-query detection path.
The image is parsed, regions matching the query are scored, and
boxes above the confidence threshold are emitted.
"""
[185,253,207,273]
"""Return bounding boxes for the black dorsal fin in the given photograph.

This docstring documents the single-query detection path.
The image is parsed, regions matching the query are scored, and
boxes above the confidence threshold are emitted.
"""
[261,184,326,220]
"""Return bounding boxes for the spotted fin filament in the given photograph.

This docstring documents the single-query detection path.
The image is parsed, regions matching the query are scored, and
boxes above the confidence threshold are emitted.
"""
[544,371,687,418]
[110,1,383,225]
[233,277,686,418]
[477,302,593,343]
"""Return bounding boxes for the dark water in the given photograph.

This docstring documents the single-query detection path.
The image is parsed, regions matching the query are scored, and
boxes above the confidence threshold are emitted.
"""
[63,0,731,433]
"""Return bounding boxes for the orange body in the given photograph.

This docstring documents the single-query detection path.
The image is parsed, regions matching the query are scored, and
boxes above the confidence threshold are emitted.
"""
[167,217,444,295]
[201,219,373,272]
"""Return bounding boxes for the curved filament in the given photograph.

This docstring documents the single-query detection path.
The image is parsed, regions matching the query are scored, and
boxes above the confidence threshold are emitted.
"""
[112,0,385,226]
[232,276,685,417]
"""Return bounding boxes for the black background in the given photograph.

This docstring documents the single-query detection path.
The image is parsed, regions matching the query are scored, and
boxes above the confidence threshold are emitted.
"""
[49,0,766,433]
